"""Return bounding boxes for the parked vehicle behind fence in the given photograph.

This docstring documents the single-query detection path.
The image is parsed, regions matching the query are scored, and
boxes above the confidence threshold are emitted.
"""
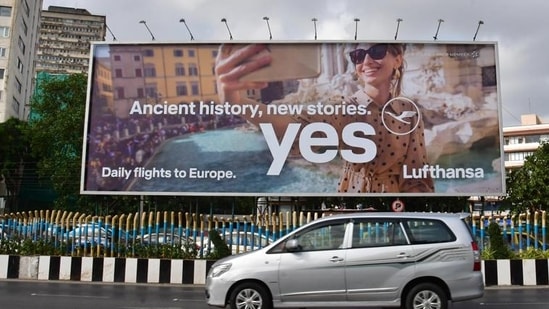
[200,230,274,256]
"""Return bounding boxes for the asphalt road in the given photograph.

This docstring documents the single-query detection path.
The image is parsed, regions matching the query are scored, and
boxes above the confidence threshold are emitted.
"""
[1,280,548,309]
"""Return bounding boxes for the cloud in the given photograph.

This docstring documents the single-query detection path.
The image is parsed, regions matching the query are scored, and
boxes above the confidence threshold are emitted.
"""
[42,0,549,126]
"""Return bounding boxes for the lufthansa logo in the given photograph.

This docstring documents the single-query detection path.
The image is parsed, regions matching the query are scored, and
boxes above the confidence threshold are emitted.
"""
[381,96,421,136]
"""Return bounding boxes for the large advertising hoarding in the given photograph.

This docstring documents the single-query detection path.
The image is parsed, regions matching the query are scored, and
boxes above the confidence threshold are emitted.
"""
[81,41,504,197]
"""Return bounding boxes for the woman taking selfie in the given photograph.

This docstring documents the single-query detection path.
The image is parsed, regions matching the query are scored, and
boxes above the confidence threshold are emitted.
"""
[215,43,434,193]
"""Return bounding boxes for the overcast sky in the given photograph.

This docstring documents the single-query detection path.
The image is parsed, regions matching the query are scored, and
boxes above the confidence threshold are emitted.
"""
[42,0,549,127]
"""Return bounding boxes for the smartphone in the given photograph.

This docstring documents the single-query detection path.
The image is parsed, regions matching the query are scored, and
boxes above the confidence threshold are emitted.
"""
[239,44,322,82]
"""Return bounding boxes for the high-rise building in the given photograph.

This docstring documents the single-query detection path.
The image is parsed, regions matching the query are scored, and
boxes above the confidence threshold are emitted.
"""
[0,0,43,122]
[35,6,106,75]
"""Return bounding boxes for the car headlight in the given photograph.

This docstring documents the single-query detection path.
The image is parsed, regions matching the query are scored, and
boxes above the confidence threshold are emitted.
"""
[210,263,232,278]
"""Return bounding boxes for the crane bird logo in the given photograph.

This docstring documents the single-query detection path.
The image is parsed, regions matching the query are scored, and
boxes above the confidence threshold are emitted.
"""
[381,97,421,136]
[384,110,417,125]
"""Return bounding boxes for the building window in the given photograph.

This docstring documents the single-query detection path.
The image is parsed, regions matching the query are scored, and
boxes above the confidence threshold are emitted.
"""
[143,49,154,57]
[176,83,188,96]
[113,55,121,61]
[188,63,198,76]
[21,19,28,35]
[173,49,183,57]
[0,68,4,79]
[191,82,199,95]
[134,55,141,61]
[18,36,26,54]
[137,88,144,97]
[12,97,20,114]
[188,49,195,57]
[175,63,185,76]
[23,1,30,17]
[0,47,6,57]
[115,68,123,78]
[0,26,9,37]
[506,151,533,162]
[0,6,12,17]
[15,78,22,94]
[135,68,142,77]
[144,65,156,77]
[145,85,158,98]
[17,58,23,73]
[116,87,125,99]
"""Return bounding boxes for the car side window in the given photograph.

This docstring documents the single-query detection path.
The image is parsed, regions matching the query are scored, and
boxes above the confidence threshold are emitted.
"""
[268,221,347,253]
[403,219,456,244]
[351,219,407,248]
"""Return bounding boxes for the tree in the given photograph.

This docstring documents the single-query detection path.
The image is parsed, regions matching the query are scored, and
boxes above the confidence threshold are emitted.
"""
[27,73,88,211]
[0,118,32,211]
[486,221,513,259]
[506,142,549,212]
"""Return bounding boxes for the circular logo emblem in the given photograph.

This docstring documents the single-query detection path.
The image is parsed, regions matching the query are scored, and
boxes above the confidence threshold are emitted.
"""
[381,96,421,136]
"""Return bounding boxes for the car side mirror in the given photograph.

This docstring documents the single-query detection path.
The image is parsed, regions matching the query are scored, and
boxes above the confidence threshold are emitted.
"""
[286,239,301,252]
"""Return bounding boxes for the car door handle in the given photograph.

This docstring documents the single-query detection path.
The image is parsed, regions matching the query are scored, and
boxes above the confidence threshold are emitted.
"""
[329,256,344,262]
[396,252,411,258]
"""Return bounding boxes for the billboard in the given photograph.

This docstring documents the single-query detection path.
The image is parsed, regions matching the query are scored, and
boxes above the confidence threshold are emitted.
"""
[81,41,504,197]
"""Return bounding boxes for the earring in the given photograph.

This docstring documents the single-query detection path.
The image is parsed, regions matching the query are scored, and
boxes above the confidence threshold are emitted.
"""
[393,68,401,80]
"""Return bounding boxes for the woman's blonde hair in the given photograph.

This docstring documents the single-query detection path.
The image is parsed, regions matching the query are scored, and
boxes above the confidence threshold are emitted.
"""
[387,44,406,98]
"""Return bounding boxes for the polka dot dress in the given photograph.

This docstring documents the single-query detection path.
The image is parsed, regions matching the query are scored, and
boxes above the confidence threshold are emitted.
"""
[296,90,434,193]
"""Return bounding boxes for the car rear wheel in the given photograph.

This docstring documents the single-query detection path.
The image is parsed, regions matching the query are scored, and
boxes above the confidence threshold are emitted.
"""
[229,282,272,309]
[404,282,448,309]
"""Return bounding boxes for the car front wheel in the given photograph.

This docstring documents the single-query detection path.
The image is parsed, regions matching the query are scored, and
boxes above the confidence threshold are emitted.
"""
[229,282,272,309]
[404,282,448,309]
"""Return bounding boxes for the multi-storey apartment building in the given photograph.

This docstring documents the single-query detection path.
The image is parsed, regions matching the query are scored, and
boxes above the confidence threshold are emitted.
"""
[35,6,105,75]
[0,0,42,122]
[503,113,549,170]
[94,43,220,119]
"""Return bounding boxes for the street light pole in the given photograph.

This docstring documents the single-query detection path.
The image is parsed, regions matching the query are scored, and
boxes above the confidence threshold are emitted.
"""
[394,18,403,40]
[263,16,272,40]
[312,17,318,40]
[106,24,117,41]
[433,18,444,40]
[179,18,195,40]
[221,18,233,40]
[354,18,360,40]
[473,20,484,41]
[139,20,156,41]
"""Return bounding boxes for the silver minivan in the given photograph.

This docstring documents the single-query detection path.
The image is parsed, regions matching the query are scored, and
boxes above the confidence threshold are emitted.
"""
[206,212,484,309]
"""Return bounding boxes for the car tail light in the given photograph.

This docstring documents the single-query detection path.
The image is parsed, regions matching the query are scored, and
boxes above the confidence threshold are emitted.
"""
[471,241,481,271]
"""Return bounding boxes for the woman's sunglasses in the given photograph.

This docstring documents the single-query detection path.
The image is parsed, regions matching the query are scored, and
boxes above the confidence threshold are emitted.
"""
[349,44,389,64]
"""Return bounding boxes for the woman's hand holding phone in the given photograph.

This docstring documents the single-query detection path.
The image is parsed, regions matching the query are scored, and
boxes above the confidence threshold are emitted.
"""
[215,44,272,104]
